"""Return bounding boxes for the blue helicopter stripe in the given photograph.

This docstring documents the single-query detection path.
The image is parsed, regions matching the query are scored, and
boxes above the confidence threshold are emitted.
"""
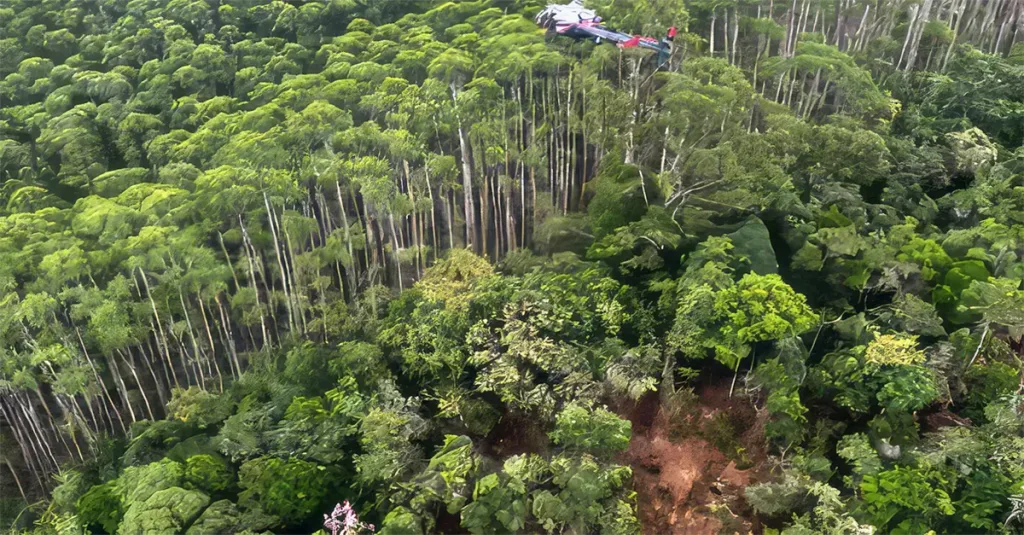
[575,25,633,43]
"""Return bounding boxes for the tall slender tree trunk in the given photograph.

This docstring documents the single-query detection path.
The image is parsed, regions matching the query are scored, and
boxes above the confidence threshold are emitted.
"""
[724,7,731,64]
[785,0,799,56]
[18,396,60,470]
[454,86,476,253]
[444,190,455,250]
[137,267,180,389]
[76,327,126,433]
[731,7,740,64]
[898,3,922,69]
[213,294,242,375]
[333,182,358,297]
[479,162,490,260]
[238,217,270,349]
[388,213,404,291]
[118,350,154,420]
[135,343,168,408]
[3,461,27,502]
[31,389,74,460]
[423,165,440,262]
[262,193,296,332]
[402,160,423,278]
[905,0,935,70]
[106,353,137,423]
[196,298,226,390]
[0,400,47,489]
[710,8,717,56]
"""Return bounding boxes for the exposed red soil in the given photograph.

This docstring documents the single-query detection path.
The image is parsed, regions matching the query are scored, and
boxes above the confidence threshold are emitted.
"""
[920,407,973,432]
[619,383,770,535]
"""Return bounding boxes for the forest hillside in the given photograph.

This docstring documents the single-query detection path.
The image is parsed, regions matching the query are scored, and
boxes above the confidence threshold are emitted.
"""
[1,0,1023,533]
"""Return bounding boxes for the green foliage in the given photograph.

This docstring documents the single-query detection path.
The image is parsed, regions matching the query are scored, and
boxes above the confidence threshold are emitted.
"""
[237,456,331,526]
[329,341,389,389]
[379,506,425,535]
[677,271,818,371]
[860,465,955,533]
[603,343,662,400]
[535,454,635,533]
[460,470,531,534]
[415,249,494,308]
[810,333,940,421]
[783,482,868,535]
[168,387,234,428]
[76,481,122,533]
[282,341,339,394]
[586,161,649,239]
[715,273,817,347]
[184,500,242,535]
[5,2,1024,535]
[963,361,1021,422]
[118,486,210,535]
[836,433,881,487]
[116,459,185,505]
[355,404,427,486]
[725,216,779,275]
[270,395,357,464]
[183,455,234,495]
[49,470,92,516]
[752,356,809,448]
[587,207,683,274]
[416,434,479,513]
[745,472,812,517]
[549,403,631,458]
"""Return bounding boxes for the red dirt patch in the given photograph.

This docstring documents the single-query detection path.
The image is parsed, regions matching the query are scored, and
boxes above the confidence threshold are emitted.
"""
[620,383,769,534]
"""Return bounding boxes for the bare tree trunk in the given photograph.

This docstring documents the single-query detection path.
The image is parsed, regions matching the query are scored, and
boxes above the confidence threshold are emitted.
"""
[454,87,476,253]
[106,353,137,424]
[388,213,404,291]
[993,0,1018,53]
[262,193,296,332]
[197,298,228,388]
[444,190,455,250]
[785,0,799,56]
[213,294,243,375]
[135,343,168,408]
[564,67,573,216]
[710,8,718,56]
[401,159,422,278]
[724,7,731,63]
[333,182,358,297]
[238,216,270,349]
[118,350,154,420]
[31,389,74,460]
[137,267,180,389]
[423,165,439,262]
[853,3,872,52]
[281,226,308,334]
[76,327,126,433]
[731,6,740,64]
[3,461,28,501]
[18,396,61,470]
[179,290,217,391]
[479,160,490,259]
[0,399,47,489]
[904,0,935,70]
[943,0,967,69]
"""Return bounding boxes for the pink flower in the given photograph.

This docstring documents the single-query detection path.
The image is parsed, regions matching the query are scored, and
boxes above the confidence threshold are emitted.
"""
[324,501,375,535]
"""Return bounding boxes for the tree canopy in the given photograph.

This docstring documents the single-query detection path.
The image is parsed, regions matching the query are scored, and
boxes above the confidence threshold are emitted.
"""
[1,0,1023,533]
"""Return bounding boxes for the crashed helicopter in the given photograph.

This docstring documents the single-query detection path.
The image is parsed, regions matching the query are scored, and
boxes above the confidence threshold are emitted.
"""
[535,0,676,65]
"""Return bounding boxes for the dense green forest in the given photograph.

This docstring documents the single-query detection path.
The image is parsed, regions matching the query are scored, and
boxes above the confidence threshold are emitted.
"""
[1,0,1023,532]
